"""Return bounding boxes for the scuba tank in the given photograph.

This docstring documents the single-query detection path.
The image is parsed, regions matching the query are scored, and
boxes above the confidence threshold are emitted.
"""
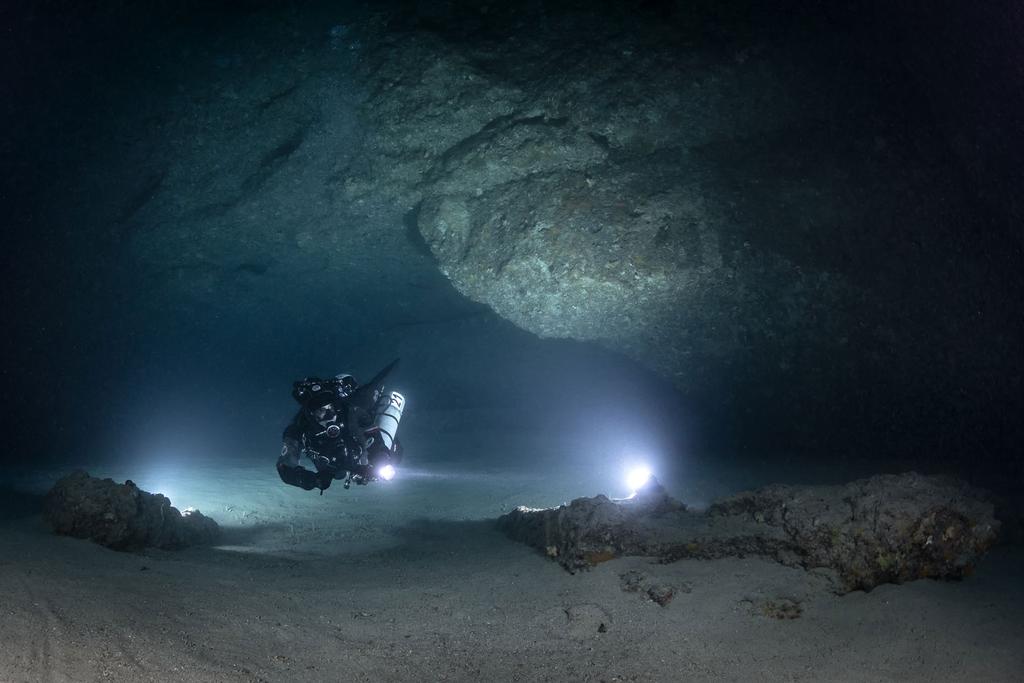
[372,391,405,451]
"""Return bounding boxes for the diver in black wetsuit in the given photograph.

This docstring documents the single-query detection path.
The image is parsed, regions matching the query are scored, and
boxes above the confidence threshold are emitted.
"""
[277,360,404,493]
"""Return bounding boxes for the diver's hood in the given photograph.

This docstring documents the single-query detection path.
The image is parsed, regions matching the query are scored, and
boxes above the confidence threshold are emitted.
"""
[305,390,338,410]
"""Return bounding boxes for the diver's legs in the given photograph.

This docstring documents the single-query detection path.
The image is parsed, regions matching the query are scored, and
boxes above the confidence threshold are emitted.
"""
[277,463,321,490]
[276,437,323,491]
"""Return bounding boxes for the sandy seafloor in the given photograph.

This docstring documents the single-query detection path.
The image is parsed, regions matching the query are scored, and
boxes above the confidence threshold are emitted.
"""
[2,431,1022,682]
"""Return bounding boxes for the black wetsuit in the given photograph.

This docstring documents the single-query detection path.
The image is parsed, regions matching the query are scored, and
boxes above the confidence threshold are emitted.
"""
[276,401,374,491]
[277,360,401,491]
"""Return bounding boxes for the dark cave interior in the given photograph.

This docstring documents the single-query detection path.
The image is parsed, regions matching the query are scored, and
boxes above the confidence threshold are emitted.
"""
[1,0,1021,499]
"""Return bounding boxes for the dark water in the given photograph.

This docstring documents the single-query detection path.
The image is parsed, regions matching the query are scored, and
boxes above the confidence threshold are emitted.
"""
[1,0,1021,504]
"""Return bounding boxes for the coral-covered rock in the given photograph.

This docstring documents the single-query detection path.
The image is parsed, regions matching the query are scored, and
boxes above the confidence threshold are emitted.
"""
[499,473,999,593]
[44,471,220,551]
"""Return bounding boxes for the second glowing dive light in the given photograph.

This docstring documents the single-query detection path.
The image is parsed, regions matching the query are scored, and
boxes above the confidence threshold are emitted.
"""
[626,465,653,493]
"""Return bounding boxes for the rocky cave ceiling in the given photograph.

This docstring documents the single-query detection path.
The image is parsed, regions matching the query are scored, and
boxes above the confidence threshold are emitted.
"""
[47,2,1019,447]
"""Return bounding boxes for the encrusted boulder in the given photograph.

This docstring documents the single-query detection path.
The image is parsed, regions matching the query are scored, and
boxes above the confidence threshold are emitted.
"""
[499,479,696,572]
[499,473,999,593]
[708,473,1000,591]
[44,471,220,550]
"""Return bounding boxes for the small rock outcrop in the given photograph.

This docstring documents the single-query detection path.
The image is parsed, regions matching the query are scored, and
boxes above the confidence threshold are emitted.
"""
[498,473,999,593]
[44,471,220,550]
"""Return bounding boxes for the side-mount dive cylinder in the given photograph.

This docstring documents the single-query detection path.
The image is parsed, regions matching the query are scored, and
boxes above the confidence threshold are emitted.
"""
[373,391,405,451]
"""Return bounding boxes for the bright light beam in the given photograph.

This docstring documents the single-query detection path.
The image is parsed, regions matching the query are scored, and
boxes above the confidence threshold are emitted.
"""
[626,465,652,493]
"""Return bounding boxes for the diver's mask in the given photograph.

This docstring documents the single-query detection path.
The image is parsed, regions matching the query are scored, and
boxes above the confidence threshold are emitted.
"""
[314,403,342,436]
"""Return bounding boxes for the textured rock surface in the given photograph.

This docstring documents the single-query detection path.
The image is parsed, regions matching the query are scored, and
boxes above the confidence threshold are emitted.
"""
[499,473,999,593]
[18,2,1019,467]
[707,474,1000,591]
[342,4,1018,451]
[44,471,220,550]
[377,14,892,409]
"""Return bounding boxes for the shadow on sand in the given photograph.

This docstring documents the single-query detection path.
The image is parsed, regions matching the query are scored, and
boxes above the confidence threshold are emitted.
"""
[205,517,526,565]
[372,517,517,559]
[215,522,296,546]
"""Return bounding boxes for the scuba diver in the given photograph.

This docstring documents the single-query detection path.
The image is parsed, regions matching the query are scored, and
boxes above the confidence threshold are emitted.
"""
[277,359,405,493]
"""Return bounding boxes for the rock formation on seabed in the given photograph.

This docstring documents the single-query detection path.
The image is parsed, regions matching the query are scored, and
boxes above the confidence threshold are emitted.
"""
[498,472,999,593]
[45,471,220,550]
